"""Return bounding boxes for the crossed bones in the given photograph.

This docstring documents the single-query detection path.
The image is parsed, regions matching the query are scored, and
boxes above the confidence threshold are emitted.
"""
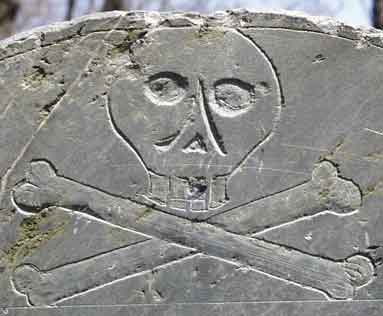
[10,160,375,305]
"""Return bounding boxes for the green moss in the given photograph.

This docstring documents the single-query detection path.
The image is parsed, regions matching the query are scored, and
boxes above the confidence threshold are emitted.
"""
[362,179,383,197]
[319,188,330,198]
[4,208,67,266]
[365,151,383,161]
[107,30,146,57]
[366,184,376,194]
[319,137,345,162]
[136,207,154,222]
[334,137,345,151]
[22,66,50,89]
[196,27,226,40]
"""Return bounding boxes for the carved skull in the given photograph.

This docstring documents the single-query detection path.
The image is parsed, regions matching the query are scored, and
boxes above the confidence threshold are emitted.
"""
[109,28,281,213]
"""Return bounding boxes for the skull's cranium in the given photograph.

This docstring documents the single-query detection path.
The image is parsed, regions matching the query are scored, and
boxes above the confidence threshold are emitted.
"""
[108,28,281,213]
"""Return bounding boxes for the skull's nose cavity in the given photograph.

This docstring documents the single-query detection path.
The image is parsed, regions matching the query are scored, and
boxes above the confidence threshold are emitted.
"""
[197,78,227,157]
[182,133,208,154]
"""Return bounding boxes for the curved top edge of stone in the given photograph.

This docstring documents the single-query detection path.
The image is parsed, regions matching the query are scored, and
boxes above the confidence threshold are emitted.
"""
[1,9,383,61]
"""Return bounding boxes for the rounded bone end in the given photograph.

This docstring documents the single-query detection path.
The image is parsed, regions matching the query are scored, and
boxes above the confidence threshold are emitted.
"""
[344,255,375,288]
[312,161,338,182]
[328,180,362,213]
[12,183,60,214]
[12,184,45,213]
[326,255,374,300]
[12,264,45,306]
[311,161,362,213]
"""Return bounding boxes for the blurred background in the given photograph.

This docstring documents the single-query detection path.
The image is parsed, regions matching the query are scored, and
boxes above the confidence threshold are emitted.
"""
[0,0,381,39]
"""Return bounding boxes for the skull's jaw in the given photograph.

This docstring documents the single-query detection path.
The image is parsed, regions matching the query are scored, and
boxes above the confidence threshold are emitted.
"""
[143,171,229,213]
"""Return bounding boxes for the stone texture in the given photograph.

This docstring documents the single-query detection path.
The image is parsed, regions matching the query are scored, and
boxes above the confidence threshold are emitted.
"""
[1,9,383,314]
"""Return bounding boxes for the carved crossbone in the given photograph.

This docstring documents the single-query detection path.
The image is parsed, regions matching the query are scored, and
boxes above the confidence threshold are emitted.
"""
[10,160,375,305]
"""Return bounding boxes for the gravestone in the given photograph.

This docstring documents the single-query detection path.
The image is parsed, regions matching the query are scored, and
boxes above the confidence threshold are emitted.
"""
[1,9,383,315]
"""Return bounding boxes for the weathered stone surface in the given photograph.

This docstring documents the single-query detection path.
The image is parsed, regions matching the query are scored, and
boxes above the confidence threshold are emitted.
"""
[1,9,383,314]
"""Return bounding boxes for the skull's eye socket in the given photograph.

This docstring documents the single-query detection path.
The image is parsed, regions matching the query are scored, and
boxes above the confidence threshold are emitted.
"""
[212,79,255,117]
[144,72,188,106]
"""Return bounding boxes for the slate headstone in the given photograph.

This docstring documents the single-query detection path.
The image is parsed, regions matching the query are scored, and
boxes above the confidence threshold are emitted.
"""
[1,10,383,315]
